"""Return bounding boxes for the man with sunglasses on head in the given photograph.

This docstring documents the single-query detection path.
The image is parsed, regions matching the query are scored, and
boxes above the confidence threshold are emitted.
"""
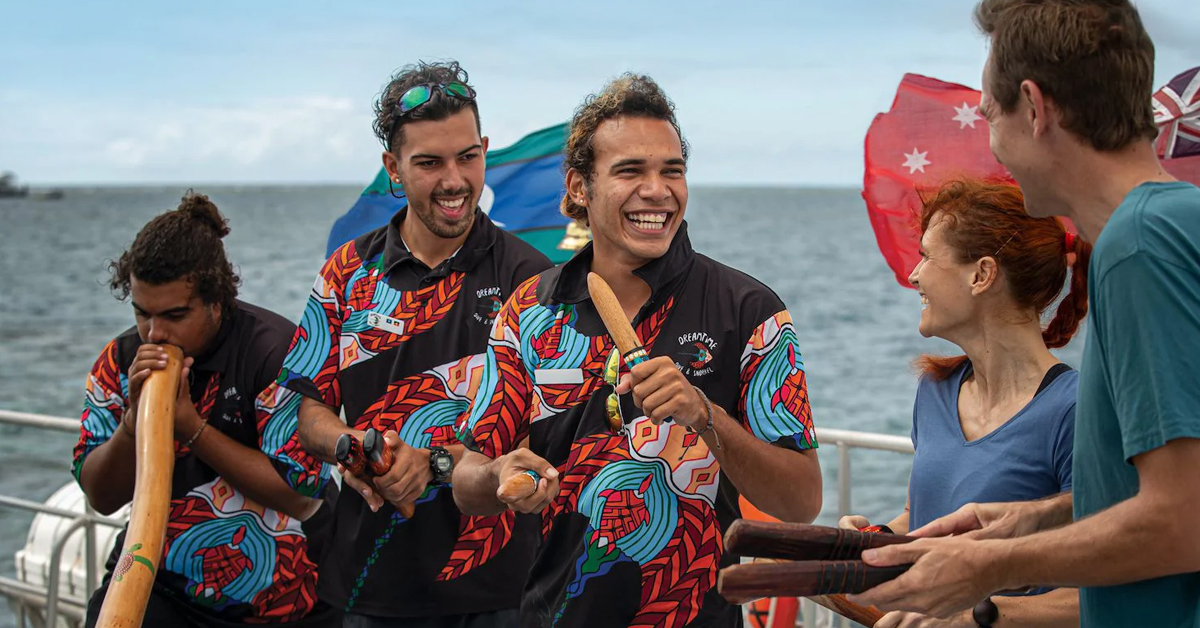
[257,61,551,628]
[452,74,823,628]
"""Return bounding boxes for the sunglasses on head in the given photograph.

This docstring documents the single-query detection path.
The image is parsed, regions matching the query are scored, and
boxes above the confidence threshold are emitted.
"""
[387,82,476,149]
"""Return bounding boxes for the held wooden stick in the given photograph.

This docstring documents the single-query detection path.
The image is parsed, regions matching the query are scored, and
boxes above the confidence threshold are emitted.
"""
[498,469,541,502]
[586,272,650,366]
[95,345,183,628]
[718,560,910,599]
[362,429,416,519]
[722,558,886,626]
[724,519,916,561]
[587,272,653,432]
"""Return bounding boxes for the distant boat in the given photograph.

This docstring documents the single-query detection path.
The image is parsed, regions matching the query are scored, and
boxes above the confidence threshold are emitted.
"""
[0,171,64,200]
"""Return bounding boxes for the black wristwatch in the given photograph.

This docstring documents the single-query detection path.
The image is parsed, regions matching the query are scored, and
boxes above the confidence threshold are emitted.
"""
[429,446,454,485]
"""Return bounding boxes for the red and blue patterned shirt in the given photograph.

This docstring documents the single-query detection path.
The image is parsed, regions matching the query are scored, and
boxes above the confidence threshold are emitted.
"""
[461,224,819,628]
[257,209,552,617]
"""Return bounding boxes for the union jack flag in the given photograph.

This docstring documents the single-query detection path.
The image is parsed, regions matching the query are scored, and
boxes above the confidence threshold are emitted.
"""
[1153,66,1200,159]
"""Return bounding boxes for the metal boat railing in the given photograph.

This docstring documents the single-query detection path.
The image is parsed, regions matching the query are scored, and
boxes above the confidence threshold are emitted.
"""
[0,410,126,628]
[0,409,913,628]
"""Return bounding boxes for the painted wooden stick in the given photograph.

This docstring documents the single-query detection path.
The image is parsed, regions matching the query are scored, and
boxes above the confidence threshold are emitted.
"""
[724,519,916,561]
[586,272,650,366]
[498,469,541,502]
[95,345,183,628]
[587,272,652,432]
[718,560,910,599]
[362,428,415,519]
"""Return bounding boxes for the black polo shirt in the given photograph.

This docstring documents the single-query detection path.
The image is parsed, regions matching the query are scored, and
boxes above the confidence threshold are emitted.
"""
[264,208,552,617]
[73,301,335,624]
[461,223,819,628]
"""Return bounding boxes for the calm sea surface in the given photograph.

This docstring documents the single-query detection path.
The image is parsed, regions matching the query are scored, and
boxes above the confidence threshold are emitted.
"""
[0,186,1085,625]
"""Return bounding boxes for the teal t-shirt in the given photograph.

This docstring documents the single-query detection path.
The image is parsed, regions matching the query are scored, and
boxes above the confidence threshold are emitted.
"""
[1074,181,1200,627]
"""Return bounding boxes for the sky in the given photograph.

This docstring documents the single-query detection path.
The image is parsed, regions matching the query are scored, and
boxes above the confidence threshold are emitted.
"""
[1,0,1195,187]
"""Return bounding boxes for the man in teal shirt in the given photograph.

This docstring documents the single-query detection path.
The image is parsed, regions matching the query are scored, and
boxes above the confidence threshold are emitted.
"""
[851,1,1200,626]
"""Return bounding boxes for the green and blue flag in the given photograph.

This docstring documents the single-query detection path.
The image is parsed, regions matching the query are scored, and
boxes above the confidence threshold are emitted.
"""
[326,123,577,263]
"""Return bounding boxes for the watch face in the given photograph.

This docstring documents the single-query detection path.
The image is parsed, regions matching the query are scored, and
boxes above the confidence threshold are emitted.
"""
[435,458,452,473]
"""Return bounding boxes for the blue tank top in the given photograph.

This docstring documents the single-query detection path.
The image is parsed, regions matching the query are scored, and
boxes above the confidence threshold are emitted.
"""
[909,361,1076,531]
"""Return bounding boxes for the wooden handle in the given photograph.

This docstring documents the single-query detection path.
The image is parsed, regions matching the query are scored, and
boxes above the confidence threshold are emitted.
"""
[362,429,415,519]
[498,470,540,502]
[586,272,646,359]
[95,345,183,628]
[718,560,909,598]
[724,519,916,561]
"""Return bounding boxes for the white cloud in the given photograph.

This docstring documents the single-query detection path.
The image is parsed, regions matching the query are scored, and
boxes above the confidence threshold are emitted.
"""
[2,94,380,184]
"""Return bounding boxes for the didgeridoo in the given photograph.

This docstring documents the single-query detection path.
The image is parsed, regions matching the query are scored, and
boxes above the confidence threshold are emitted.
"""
[95,346,183,628]
[724,519,916,561]
[360,429,415,519]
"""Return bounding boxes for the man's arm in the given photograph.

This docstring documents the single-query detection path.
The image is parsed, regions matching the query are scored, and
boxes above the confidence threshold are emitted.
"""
[695,403,822,523]
[187,415,321,520]
[1000,437,1200,586]
[454,447,559,516]
[298,396,351,463]
[911,492,1074,540]
[854,439,1200,618]
[76,341,144,515]
[873,587,1078,628]
[620,311,823,523]
[78,425,138,515]
[450,278,554,516]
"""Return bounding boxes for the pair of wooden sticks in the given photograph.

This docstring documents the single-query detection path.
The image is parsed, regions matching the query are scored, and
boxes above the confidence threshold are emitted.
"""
[718,520,920,626]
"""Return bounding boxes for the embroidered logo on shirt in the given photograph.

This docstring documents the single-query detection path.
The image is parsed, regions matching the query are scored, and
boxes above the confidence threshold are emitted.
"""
[473,286,503,324]
[675,332,717,377]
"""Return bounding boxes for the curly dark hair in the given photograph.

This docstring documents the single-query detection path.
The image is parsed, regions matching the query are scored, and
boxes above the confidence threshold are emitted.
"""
[108,191,240,311]
[561,74,688,225]
[373,60,481,152]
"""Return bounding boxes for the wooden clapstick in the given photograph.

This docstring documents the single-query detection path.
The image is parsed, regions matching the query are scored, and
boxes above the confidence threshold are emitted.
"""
[498,469,541,502]
[96,345,183,628]
[586,272,650,365]
[723,558,885,626]
[724,519,916,561]
[362,429,416,519]
[335,433,368,477]
[587,272,653,432]
[718,560,910,599]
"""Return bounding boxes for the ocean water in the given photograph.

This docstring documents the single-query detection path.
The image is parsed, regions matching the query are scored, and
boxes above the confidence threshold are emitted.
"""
[0,186,1085,625]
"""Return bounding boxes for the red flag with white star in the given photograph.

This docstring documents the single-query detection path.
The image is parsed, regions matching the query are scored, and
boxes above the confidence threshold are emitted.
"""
[864,70,1200,289]
[863,74,1009,287]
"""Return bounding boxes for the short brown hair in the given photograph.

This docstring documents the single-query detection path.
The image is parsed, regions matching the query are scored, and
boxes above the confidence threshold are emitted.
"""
[560,74,688,225]
[975,0,1158,150]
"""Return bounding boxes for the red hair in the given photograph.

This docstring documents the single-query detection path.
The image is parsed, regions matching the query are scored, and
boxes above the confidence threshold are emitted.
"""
[915,179,1092,380]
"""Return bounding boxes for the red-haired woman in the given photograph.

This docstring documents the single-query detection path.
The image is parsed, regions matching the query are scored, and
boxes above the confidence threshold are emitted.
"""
[841,179,1090,627]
